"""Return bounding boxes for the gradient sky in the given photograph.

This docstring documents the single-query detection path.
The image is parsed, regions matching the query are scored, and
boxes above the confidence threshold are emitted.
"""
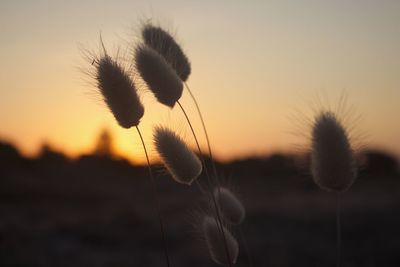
[0,0,399,163]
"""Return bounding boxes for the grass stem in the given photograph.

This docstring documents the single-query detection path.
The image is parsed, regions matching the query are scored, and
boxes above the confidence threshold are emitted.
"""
[184,82,219,186]
[336,193,341,267]
[239,225,254,267]
[177,101,233,267]
[136,126,171,267]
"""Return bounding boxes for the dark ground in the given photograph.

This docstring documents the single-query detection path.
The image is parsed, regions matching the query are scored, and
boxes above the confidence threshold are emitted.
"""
[0,141,399,267]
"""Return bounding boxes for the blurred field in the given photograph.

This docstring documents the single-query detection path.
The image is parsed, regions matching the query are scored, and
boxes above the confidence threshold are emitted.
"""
[0,141,399,267]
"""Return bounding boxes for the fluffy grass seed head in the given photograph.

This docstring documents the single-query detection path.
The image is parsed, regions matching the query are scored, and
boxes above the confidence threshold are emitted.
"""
[203,216,239,266]
[311,111,357,192]
[154,126,202,185]
[95,54,144,128]
[135,44,183,108]
[142,23,191,81]
[215,187,245,225]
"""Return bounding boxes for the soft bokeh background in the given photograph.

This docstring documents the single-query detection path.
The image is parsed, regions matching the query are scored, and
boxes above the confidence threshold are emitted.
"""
[1,1,400,267]
[1,0,399,163]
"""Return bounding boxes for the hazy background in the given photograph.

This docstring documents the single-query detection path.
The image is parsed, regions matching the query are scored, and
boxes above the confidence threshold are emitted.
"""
[1,2,400,266]
[0,0,399,163]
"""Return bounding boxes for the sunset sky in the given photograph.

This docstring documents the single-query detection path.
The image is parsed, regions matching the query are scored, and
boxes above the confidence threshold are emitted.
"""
[1,0,399,163]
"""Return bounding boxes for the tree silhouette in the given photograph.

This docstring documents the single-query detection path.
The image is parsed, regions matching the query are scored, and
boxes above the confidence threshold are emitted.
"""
[93,129,114,157]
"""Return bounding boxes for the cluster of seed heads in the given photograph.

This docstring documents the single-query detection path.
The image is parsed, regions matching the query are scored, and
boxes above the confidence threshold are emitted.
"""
[90,19,359,267]
[136,24,243,266]
[90,22,244,266]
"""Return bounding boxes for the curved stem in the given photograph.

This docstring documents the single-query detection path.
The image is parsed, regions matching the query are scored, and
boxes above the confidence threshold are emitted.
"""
[136,126,171,267]
[184,82,219,186]
[195,180,206,194]
[177,101,233,267]
[336,193,341,267]
[239,225,254,267]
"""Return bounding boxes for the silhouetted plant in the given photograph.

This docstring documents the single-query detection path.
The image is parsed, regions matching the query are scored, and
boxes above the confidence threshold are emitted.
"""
[142,23,191,81]
[154,126,202,185]
[310,109,358,267]
[135,44,183,108]
[88,40,171,267]
[215,187,245,226]
[135,23,240,267]
[96,53,144,128]
[87,21,248,267]
[203,215,239,266]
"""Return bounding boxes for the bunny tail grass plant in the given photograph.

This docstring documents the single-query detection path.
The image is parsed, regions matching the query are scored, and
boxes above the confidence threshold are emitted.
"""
[141,23,191,82]
[203,216,239,266]
[134,44,183,108]
[96,53,144,128]
[135,24,238,266]
[91,43,170,267]
[137,23,235,266]
[311,110,358,267]
[137,23,220,199]
[139,23,218,184]
[154,126,202,185]
[175,101,236,267]
[311,111,357,192]
[214,187,245,226]
[214,186,254,267]
[153,125,234,266]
